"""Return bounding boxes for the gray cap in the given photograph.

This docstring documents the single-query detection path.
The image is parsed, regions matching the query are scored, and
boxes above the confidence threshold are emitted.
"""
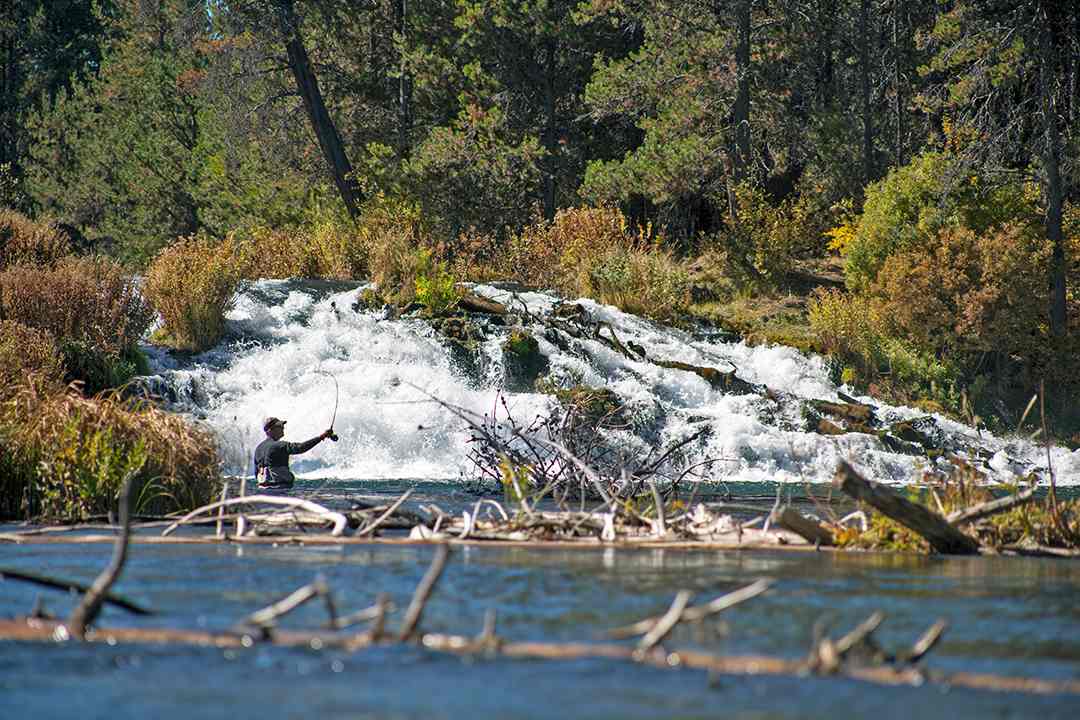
[262,416,286,432]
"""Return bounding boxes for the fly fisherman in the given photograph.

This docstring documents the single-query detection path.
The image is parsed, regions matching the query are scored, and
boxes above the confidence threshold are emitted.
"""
[253,416,336,490]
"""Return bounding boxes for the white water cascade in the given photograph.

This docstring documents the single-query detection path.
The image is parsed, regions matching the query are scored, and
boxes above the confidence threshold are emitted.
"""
[141,279,1079,486]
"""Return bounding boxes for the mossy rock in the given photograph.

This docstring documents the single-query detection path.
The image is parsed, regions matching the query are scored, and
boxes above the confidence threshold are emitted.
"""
[552,385,625,425]
[501,329,549,391]
[353,287,388,312]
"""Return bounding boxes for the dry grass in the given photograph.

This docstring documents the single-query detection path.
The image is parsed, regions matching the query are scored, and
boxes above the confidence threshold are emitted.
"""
[0,256,154,358]
[143,236,241,352]
[0,209,72,269]
[0,321,65,398]
[0,379,221,520]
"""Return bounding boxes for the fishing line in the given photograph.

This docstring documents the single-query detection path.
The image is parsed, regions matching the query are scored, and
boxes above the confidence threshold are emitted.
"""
[315,369,339,441]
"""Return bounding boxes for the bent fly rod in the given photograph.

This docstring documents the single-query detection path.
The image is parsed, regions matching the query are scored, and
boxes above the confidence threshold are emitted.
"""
[315,369,339,441]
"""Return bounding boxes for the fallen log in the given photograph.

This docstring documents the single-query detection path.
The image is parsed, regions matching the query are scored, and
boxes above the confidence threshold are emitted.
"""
[770,506,834,546]
[947,486,1037,526]
[833,462,980,555]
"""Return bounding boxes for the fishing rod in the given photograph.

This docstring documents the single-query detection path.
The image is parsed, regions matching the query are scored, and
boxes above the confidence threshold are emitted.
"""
[315,369,339,441]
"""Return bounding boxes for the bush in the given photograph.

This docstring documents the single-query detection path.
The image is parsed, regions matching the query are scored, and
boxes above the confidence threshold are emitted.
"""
[704,183,824,290]
[842,152,1041,291]
[586,245,690,321]
[0,209,72,269]
[414,249,462,316]
[808,287,959,404]
[501,206,628,292]
[0,257,154,388]
[0,321,65,398]
[0,381,221,520]
[871,223,1050,363]
[144,236,241,351]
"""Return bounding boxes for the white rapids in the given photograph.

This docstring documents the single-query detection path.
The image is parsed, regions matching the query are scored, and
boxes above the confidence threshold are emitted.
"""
[141,279,1080,486]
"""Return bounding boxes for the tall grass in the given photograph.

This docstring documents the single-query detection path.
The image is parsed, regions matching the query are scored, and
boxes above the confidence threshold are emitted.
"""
[0,380,221,520]
[0,320,65,395]
[0,209,72,269]
[143,236,241,352]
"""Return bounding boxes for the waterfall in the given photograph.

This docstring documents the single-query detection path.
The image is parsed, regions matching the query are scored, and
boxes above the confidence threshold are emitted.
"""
[141,279,1079,485]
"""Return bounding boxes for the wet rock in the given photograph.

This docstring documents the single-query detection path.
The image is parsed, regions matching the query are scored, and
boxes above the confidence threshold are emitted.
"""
[808,399,876,429]
[553,302,589,322]
[879,416,947,457]
[502,329,549,391]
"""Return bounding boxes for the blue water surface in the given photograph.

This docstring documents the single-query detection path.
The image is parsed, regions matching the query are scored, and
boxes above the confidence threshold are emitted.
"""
[2,481,1079,719]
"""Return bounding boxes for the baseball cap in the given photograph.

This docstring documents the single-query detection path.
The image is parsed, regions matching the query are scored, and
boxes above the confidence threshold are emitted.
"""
[262,416,286,431]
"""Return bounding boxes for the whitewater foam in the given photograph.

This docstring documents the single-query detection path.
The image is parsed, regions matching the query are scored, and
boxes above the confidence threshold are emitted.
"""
[142,279,1079,485]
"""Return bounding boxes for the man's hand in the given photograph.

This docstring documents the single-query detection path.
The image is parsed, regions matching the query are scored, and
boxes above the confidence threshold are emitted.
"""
[323,428,339,442]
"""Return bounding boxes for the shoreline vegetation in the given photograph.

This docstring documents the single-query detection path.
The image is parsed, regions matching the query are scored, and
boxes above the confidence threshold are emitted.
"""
[1,1,1079,554]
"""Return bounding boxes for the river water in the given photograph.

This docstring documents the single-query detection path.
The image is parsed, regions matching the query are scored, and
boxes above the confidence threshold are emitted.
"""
[3,480,1080,718]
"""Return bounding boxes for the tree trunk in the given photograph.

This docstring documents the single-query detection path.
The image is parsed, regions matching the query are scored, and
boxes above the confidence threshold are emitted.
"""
[1039,5,1067,336]
[892,2,904,168]
[394,0,413,159]
[278,0,362,220]
[732,0,751,183]
[541,38,557,221]
[859,0,874,185]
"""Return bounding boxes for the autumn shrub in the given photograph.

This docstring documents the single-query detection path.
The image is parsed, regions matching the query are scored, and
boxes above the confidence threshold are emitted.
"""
[0,257,154,392]
[0,209,72,269]
[0,381,221,520]
[842,152,1040,291]
[585,245,690,321]
[872,223,1050,363]
[144,236,241,352]
[0,321,65,399]
[235,215,367,281]
[502,206,628,292]
[808,287,958,403]
[706,183,824,290]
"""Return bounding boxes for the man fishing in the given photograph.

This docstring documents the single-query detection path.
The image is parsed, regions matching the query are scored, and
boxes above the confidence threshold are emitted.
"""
[253,416,336,490]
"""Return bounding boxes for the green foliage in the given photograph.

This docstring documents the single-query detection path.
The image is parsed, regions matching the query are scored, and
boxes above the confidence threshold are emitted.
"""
[59,341,149,396]
[143,236,241,352]
[414,249,461,316]
[808,287,961,408]
[404,104,545,238]
[843,152,1041,290]
[702,183,825,291]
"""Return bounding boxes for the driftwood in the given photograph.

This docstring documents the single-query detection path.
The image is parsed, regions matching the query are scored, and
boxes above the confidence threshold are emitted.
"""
[834,462,980,554]
[66,471,138,639]
[161,496,347,537]
[947,486,1037,526]
[0,568,151,616]
[605,579,772,639]
[770,506,834,546]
